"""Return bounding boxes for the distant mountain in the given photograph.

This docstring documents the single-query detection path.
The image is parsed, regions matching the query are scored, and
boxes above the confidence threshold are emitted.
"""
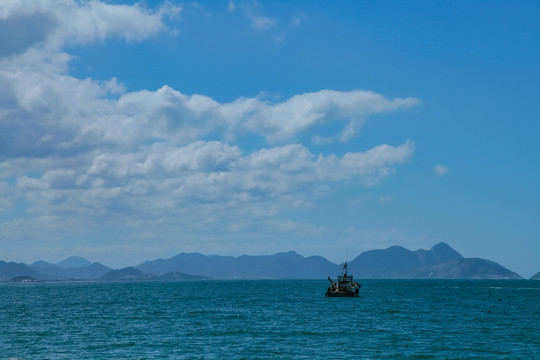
[0,243,524,281]
[0,261,47,281]
[428,258,523,279]
[100,268,208,281]
[531,272,540,280]
[29,261,112,280]
[349,243,522,279]
[101,267,154,281]
[157,272,210,281]
[63,262,112,279]
[31,261,67,278]
[137,251,339,279]
[56,256,91,269]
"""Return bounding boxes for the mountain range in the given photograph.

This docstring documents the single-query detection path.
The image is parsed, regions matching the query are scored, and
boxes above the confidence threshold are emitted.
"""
[136,251,337,279]
[0,243,526,281]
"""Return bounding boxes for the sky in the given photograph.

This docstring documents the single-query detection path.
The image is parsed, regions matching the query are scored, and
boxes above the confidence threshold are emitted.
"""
[0,0,539,277]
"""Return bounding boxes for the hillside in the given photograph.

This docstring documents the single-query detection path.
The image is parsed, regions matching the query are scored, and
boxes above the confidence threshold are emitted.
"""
[101,267,152,281]
[0,261,47,281]
[349,243,521,279]
[30,259,112,280]
[137,251,339,279]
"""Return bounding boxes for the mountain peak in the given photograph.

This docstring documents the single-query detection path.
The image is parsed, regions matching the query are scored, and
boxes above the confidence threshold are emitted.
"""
[430,242,463,262]
[56,256,91,269]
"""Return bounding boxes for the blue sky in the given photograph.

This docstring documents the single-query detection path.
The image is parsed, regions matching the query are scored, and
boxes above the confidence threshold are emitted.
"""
[0,0,539,277]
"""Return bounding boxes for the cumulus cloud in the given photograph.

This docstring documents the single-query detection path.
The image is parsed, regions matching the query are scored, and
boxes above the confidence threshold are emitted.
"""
[13,140,414,219]
[0,0,180,52]
[0,0,419,261]
[229,89,418,142]
[0,70,419,157]
[0,10,57,57]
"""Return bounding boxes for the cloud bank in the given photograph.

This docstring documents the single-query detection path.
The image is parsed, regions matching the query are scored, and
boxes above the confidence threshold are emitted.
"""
[0,1,419,261]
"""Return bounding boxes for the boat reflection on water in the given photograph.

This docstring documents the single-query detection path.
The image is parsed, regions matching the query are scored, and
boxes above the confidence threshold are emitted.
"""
[325,262,360,297]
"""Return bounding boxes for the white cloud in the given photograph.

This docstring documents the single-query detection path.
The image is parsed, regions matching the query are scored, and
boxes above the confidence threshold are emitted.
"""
[0,0,420,263]
[434,164,449,177]
[5,138,414,236]
[227,89,419,142]
[249,15,276,31]
[1,64,419,156]
[0,8,57,57]
[0,0,180,52]
[232,1,276,32]
[1,78,417,241]
[312,119,366,145]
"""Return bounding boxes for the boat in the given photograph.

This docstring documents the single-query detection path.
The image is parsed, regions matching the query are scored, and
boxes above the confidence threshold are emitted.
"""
[325,262,360,297]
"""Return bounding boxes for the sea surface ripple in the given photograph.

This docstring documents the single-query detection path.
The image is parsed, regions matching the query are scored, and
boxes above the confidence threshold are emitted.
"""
[1,280,539,359]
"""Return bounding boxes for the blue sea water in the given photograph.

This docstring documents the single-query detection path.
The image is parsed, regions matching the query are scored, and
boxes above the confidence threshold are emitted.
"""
[1,280,539,359]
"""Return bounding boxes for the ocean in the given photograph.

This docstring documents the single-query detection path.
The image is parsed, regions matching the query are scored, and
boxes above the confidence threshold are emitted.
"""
[1,280,539,359]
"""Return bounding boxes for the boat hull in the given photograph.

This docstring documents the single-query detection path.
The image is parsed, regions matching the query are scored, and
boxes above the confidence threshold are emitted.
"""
[325,290,359,297]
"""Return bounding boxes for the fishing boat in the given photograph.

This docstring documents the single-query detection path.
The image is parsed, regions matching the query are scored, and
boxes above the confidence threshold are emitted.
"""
[325,262,360,297]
